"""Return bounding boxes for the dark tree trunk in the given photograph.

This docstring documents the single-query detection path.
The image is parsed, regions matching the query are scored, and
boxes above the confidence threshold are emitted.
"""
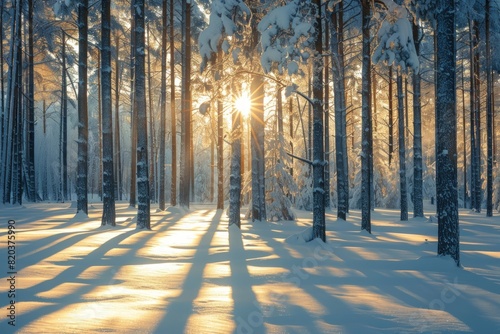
[170,0,177,206]
[412,18,424,218]
[61,30,68,202]
[101,0,116,226]
[388,67,394,166]
[436,0,459,266]
[26,0,36,202]
[129,3,137,207]
[324,27,331,210]
[397,73,408,221]
[146,23,156,204]
[251,75,266,221]
[217,51,224,210]
[135,0,151,229]
[229,86,242,228]
[114,33,123,201]
[179,0,192,208]
[473,19,481,213]
[77,0,89,213]
[331,2,348,220]
[159,0,168,210]
[485,0,493,217]
[361,0,372,233]
[312,0,325,241]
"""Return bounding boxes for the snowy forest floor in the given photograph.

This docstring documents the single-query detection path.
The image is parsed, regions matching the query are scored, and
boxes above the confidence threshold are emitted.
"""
[0,201,499,333]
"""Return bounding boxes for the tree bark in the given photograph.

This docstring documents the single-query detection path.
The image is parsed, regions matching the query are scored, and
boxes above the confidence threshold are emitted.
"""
[159,0,168,210]
[361,0,372,233]
[179,0,192,208]
[436,0,459,266]
[251,75,266,221]
[101,0,116,226]
[170,0,177,206]
[485,0,493,217]
[135,0,151,229]
[397,72,408,221]
[26,0,36,202]
[77,0,89,213]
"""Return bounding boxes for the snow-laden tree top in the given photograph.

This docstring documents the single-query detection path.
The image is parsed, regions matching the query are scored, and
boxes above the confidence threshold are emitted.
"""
[258,0,315,75]
[198,0,251,73]
[373,0,419,72]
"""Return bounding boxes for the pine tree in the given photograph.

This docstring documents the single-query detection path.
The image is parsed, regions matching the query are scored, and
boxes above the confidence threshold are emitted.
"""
[134,0,150,229]
[435,0,459,266]
[101,0,116,226]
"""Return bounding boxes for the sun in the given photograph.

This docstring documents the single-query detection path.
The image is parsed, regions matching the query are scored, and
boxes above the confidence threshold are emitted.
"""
[234,92,251,118]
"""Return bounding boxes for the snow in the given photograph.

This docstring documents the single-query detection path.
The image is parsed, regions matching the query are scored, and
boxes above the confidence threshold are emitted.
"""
[1,201,499,333]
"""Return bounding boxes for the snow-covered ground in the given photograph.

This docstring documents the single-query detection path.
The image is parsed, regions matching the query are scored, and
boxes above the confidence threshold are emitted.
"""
[0,201,499,333]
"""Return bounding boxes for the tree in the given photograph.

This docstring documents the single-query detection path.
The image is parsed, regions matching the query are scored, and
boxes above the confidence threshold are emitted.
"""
[170,0,177,206]
[76,0,89,214]
[101,0,116,226]
[330,1,349,220]
[485,0,493,217]
[179,0,192,208]
[134,0,150,229]
[26,0,36,202]
[229,85,242,227]
[158,0,168,211]
[360,0,372,233]
[435,0,459,265]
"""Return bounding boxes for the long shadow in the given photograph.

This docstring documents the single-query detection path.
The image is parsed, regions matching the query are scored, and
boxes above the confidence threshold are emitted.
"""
[228,225,266,334]
[154,209,222,333]
[3,208,185,330]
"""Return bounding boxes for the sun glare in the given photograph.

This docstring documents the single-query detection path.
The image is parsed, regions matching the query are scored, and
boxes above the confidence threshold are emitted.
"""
[234,93,251,117]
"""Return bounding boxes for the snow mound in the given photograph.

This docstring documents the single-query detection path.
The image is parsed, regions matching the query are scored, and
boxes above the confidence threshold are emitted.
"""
[70,211,89,222]
[285,226,313,244]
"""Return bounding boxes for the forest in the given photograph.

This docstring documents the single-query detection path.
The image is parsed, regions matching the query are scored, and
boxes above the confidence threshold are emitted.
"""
[1,0,500,263]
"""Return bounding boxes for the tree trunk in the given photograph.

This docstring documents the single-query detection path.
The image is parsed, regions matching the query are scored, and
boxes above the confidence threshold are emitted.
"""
[170,0,177,206]
[361,0,372,233]
[412,18,424,218]
[101,0,116,226]
[397,72,408,221]
[436,0,459,266]
[135,0,151,229]
[146,23,156,204]
[485,0,493,217]
[324,27,331,210]
[158,0,168,210]
[331,2,348,220]
[311,0,325,241]
[26,0,36,202]
[61,30,68,202]
[179,0,192,208]
[129,2,137,207]
[229,86,242,228]
[250,75,266,221]
[473,19,481,213]
[114,32,123,201]
[388,66,394,166]
[77,0,89,213]
[217,51,224,210]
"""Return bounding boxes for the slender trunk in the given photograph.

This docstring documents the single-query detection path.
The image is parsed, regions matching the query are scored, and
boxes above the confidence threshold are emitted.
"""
[217,51,224,210]
[0,0,4,187]
[468,19,475,211]
[135,0,150,228]
[61,30,68,202]
[485,0,493,217]
[129,2,137,207]
[114,33,123,201]
[251,75,266,221]
[159,0,168,210]
[412,19,423,218]
[312,0,325,241]
[101,0,116,226]
[331,3,348,219]
[388,67,394,166]
[473,20,481,213]
[229,85,242,227]
[361,0,372,233]
[97,50,103,200]
[397,73,408,221]
[27,0,36,202]
[146,23,156,204]
[169,0,177,206]
[324,27,330,210]
[179,0,191,208]
[77,0,89,213]
[461,60,467,209]
[436,0,459,265]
